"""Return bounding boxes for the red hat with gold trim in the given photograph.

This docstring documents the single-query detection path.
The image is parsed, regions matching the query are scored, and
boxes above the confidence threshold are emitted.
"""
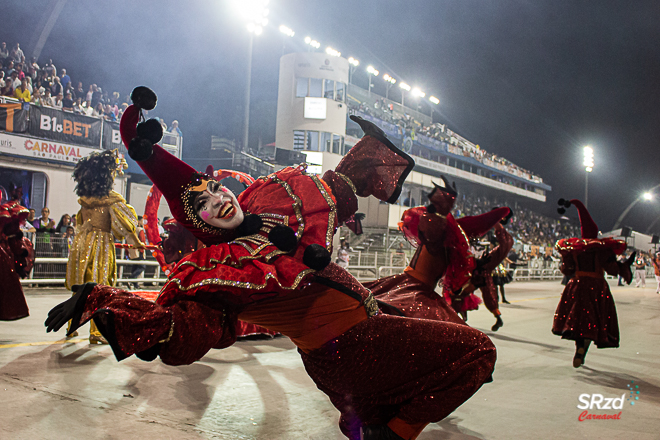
[119,87,260,245]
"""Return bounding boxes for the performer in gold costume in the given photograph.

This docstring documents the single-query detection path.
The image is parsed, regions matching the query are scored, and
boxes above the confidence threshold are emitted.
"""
[65,149,143,344]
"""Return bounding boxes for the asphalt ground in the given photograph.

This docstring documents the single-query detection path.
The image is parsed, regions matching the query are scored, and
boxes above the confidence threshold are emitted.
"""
[1,280,659,439]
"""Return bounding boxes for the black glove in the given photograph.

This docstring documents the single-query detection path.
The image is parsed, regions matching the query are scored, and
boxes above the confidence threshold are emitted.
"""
[45,283,97,335]
[617,252,636,285]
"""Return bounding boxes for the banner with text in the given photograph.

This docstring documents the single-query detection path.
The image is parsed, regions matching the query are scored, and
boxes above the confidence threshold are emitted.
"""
[28,105,102,147]
[0,132,100,165]
[0,103,29,133]
[102,120,125,154]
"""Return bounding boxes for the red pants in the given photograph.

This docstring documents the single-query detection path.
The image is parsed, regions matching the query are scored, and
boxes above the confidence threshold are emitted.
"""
[300,313,496,439]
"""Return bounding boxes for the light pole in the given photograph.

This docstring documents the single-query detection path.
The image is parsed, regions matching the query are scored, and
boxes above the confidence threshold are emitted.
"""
[429,95,439,121]
[232,0,269,152]
[583,146,594,208]
[383,74,396,99]
[347,57,359,84]
[278,25,295,55]
[613,186,660,230]
[411,87,426,112]
[304,36,321,51]
[399,82,411,107]
[366,65,379,96]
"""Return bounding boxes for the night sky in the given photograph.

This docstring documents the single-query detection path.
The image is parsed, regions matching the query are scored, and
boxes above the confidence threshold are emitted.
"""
[3,0,660,232]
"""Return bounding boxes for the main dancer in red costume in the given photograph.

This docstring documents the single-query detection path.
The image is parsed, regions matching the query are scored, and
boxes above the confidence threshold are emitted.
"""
[552,198,634,368]
[0,201,33,321]
[45,87,496,440]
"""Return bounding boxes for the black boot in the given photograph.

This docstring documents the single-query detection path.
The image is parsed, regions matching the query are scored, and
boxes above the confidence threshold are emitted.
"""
[360,425,405,440]
[573,339,591,368]
[491,315,503,331]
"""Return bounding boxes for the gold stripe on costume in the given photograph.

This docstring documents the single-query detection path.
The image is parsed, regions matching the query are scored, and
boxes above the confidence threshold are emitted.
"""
[308,173,337,250]
[160,267,316,295]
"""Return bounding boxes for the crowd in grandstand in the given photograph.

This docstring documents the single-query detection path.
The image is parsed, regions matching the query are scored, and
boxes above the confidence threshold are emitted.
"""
[452,193,580,249]
[0,41,181,135]
[348,99,541,184]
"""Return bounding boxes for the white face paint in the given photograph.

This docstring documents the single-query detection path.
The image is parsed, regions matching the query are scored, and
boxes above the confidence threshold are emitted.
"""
[193,181,244,230]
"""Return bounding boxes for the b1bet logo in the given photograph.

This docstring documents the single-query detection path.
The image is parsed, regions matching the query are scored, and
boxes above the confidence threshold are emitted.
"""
[40,115,92,138]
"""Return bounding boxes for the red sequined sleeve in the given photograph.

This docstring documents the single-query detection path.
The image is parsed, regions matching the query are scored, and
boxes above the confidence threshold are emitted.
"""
[78,285,236,365]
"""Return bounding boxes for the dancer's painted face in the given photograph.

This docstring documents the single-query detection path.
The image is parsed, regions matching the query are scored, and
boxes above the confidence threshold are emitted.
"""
[193,181,244,230]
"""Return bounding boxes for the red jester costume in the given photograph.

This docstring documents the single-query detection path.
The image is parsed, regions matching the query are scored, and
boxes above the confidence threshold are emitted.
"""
[371,181,512,331]
[46,87,496,440]
[551,198,634,368]
[0,201,32,321]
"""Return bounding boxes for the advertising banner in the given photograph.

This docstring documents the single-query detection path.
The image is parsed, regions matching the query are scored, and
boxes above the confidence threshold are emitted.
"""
[0,132,99,165]
[0,102,29,133]
[28,105,102,147]
[102,120,125,154]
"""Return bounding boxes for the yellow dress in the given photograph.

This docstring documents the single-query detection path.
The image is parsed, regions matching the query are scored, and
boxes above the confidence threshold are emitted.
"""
[65,191,141,339]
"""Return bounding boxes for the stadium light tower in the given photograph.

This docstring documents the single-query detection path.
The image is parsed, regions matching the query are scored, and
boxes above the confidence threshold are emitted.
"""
[613,185,660,230]
[347,57,359,84]
[399,82,411,107]
[366,65,379,96]
[429,95,440,121]
[583,146,594,208]
[231,0,269,152]
[279,25,295,54]
[304,36,321,51]
[383,74,396,99]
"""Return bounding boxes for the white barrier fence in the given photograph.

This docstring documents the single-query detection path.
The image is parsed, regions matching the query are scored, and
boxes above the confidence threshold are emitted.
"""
[20,258,168,286]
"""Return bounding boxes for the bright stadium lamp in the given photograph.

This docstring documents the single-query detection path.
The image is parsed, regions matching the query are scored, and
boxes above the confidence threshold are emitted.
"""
[382,74,396,99]
[231,0,270,152]
[279,25,295,37]
[613,185,660,230]
[348,57,360,83]
[429,96,440,105]
[411,87,426,98]
[399,82,411,106]
[325,47,341,57]
[366,66,379,95]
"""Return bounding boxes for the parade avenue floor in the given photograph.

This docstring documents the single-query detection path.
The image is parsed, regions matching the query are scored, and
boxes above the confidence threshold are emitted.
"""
[1,280,658,440]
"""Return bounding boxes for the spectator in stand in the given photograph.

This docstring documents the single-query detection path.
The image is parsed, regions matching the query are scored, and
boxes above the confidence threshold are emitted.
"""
[3,60,14,77]
[168,120,182,136]
[25,76,33,94]
[53,92,64,110]
[9,43,24,64]
[35,207,56,233]
[50,76,62,97]
[92,102,104,117]
[25,208,37,227]
[27,57,39,80]
[42,88,55,107]
[0,42,8,63]
[13,78,31,102]
[73,97,84,114]
[44,59,56,77]
[56,214,72,234]
[91,84,102,108]
[14,63,25,81]
[0,71,5,89]
[62,226,76,257]
[103,104,116,121]
[1,75,14,97]
[75,81,84,100]
[62,92,74,112]
[60,68,70,90]
[85,84,93,106]
[10,70,20,89]
[20,212,37,236]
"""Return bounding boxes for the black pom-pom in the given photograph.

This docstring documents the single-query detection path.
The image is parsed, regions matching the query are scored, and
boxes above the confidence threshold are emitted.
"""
[500,210,513,225]
[268,225,297,252]
[426,204,437,214]
[128,137,154,162]
[557,198,565,206]
[130,86,157,110]
[557,207,566,215]
[237,214,263,236]
[564,200,572,208]
[303,244,331,270]
[136,119,163,144]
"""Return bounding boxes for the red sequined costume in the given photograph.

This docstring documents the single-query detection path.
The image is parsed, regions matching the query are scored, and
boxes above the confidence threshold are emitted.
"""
[49,93,496,440]
[552,200,631,348]
[470,223,513,316]
[0,202,32,321]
